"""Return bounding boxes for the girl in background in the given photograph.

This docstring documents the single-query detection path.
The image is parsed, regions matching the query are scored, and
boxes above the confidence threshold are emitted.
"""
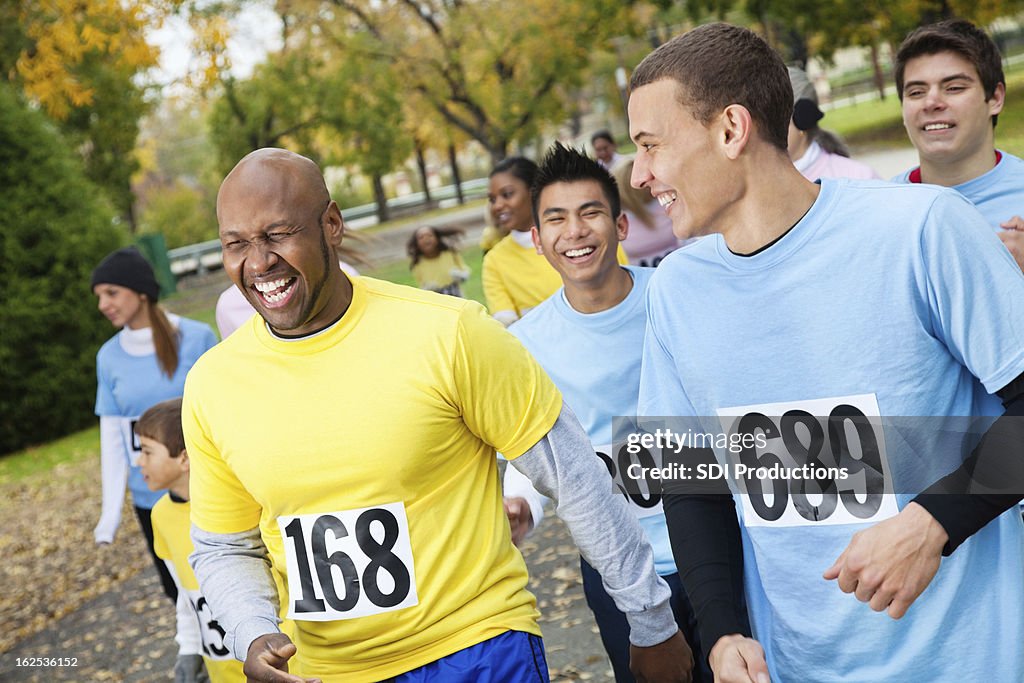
[408,225,471,297]
[613,159,683,267]
[482,157,563,326]
[91,246,216,601]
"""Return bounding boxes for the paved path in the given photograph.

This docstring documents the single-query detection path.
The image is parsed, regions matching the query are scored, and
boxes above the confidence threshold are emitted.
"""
[0,512,612,682]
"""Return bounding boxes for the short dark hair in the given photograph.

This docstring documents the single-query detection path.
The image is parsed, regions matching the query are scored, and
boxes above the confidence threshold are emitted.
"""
[591,130,615,146]
[489,156,539,188]
[531,142,621,227]
[629,22,791,151]
[135,398,185,457]
[894,19,1004,127]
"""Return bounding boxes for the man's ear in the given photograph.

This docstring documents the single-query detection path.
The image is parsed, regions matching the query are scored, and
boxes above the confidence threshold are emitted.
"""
[323,200,346,246]
[531,226,543,254]
[988,82,1006,118]
[178,450,190,473]
[719,104,754,160]
[616,212,630,243]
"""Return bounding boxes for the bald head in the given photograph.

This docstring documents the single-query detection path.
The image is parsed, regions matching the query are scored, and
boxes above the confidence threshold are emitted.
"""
[218,148,330,224]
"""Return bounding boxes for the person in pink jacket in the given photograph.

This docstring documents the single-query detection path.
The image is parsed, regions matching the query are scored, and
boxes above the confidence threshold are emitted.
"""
[787,67,881,181]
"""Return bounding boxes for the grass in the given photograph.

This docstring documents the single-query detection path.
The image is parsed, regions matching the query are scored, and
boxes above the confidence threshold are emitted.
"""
[367,244,487,306]
[0,426,99,485]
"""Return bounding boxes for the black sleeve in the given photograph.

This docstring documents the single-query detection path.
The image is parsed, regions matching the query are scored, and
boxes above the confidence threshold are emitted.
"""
[912,371,1024,555]
[661,446,751,662]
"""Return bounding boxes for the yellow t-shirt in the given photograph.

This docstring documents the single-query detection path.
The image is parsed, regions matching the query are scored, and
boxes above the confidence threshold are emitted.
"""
[183,277,562,682]
[411,251,469,293]
[152,495,246,682]
[482,234,629,318]
[481,234,563,317]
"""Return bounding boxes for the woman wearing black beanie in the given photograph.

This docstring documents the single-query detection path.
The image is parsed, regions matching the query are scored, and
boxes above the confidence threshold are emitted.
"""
[90,246,217,603]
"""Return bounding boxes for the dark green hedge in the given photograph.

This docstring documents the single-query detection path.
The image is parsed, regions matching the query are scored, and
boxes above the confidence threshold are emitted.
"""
[0,83,124,454]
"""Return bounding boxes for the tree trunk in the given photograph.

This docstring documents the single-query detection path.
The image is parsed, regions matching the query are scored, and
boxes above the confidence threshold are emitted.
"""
[414,141,432,204]
[372,173,389,223]
[448,143,464,205]
[488,139,508,168]
[870,42,886,101]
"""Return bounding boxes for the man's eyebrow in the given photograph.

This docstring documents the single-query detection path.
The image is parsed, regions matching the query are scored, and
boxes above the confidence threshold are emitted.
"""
[541,206,568,217]
[903,72,976,89]
[221,221,291,239]
[577,200,608,212]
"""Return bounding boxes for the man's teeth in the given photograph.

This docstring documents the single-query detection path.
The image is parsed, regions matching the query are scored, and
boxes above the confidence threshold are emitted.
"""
[924,123,952,131]
[565,247,595,258]
[657,192,677,208]
[254,278,295,303]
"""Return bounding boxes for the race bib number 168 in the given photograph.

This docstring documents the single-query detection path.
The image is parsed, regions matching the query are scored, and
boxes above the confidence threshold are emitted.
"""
[278,502,419,621]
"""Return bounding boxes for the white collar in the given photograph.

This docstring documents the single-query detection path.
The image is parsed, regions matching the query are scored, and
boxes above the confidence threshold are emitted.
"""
[793,141,822,173]
[510,230,535,249]
[118,313,180,356]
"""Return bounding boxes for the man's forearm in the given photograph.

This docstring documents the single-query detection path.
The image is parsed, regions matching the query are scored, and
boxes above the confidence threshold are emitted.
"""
[190,524,282,660]
[509,401,676,647]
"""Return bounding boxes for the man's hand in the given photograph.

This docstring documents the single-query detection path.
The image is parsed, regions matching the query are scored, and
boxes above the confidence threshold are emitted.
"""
[823,502,948,619]
[503,496,534,546]
[998,216,1024,272]
[629,630,694,683]
[243,633,320,683]
[707,634,770,683]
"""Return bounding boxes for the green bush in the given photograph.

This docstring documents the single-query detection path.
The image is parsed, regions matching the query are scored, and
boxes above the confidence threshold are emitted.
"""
[0,83,124,454]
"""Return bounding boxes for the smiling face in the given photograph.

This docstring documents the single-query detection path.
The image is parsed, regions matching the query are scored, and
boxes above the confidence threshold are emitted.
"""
[137,436,187,492]
[415,227,440,257]
[488,171,534,233]
[93,284,149,330]
[217,150,350,336]
[533,180,627,292]
[901,50,1004,179]
[628,79,729,240]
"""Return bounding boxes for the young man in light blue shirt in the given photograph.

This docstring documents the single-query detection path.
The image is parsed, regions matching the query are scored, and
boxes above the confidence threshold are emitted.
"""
[628,22,1024,683]
[892,19,1024,271]
[505,142,707,682]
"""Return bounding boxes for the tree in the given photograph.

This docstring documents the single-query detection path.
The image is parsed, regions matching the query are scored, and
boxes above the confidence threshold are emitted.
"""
[1,0,179,230]
[0,82,123,454]
[207,52,323,175]
[310,0,634,164]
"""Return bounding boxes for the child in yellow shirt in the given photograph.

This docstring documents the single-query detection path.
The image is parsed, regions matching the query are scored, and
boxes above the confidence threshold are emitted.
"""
[408,226,471,298]
[136,399,246,682]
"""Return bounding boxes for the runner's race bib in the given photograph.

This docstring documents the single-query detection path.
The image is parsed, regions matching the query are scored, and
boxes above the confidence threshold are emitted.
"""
[717,394,898,528]
[117,417,142,465]
[185,589,232,661]
[278,502,419,621]
[595,443,664,519]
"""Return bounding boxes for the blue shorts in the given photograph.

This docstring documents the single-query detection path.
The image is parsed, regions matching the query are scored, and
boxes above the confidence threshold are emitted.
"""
[390,630,549,683]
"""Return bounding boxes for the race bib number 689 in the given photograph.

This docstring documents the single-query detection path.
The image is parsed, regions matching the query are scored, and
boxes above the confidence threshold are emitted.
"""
[278,502,419,621]
[717,394,898,528]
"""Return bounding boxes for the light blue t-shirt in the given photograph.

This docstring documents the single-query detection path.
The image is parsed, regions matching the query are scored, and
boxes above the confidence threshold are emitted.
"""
[893,149,1024,230]
[639,178,1024,681]
[95,317,217,509]
[510,265,676,576]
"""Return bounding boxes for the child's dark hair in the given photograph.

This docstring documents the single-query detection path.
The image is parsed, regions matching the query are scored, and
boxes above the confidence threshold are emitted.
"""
[407,226,465,267]
[135,398,185,457]
[531,142,621,226]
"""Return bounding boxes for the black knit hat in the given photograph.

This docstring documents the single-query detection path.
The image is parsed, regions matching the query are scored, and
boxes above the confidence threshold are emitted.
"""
[90,247,160,301]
